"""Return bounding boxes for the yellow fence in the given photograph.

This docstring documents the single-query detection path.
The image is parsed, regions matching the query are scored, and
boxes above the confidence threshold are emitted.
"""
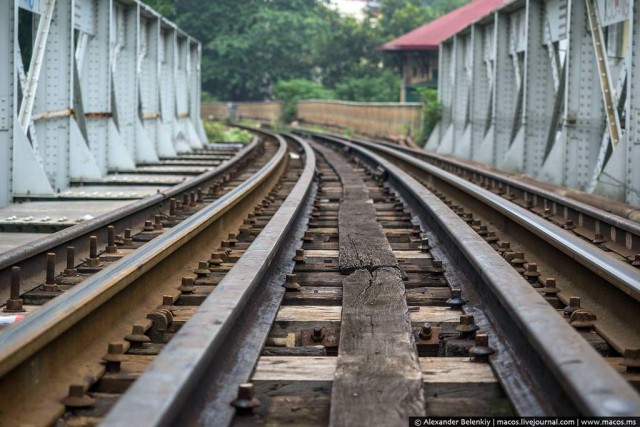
[201,100,423,139]
[297,100,423,138]
[201,102,229,120]
[236,102,283,123]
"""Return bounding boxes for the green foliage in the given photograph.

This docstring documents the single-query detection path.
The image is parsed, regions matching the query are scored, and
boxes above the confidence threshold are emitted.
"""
[273,79,335,123]
[334,71,401,102]
[143,0,469,103]
[203,121,252,143]
[415,87,441,143]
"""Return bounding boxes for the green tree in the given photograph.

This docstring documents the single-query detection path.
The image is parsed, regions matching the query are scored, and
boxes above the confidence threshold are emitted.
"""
[272,79,335,122]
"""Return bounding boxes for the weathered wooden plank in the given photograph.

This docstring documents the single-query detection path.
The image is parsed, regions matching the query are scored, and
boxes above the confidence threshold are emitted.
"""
[275,305,461,324]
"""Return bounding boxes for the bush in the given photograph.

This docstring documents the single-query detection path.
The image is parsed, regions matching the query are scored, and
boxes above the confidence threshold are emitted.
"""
[203,121,253,143]
[415,87,441,143]
[334,71,401,102]
[273,79,335,123]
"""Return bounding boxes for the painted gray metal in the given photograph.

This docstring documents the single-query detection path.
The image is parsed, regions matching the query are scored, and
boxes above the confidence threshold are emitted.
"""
[0,0,206,206]
[429,0,640,207]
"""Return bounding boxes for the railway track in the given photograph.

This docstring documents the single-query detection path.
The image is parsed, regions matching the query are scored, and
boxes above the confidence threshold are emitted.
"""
[0,128,639,426]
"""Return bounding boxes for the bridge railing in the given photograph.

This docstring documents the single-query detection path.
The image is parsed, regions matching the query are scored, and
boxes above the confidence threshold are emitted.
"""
[297,100,423,139]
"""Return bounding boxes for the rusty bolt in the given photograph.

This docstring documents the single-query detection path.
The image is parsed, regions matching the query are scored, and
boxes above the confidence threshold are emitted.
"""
[44,253,59,292]
[125,324,150,348]
[197,188,203,203]
[178,277,196,294]
[447,289,466,309]
[4,267,25,313]
[106,226,117,254]
[593,233,606,244]
[293,249,306,263]
[208,252,224,266]
[64,246,77,276]
[194,261,211,277]
[227,233,239,246]
[563,220,576,230]
[283,274,301,292]
[469,333,495,363]
[231,383,261,415]
[89,236,98,259]
[456,314,479,338]
[102,342,127,373]
[61,384,95,408]
[420,238,431,253]
[541,278,561,297]
[543,208,552,218]
[169,198,177,217]
[143,220,155,232]
[569,309,596,330]
[189,191,197,208]
[153,215,162,230]
[523,263,541,284]
[632,255,640,268]
[123,228,133,244]
[564,296,581,317]
[497,242,510,254]
[484,231,499,243]
[311,327,324,342]
[303,232,315,242]
[418,322,432,340]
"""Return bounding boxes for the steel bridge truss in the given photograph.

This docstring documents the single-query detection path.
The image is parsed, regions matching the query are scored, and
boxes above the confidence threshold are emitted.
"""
[428,0,640,206]
[0,0,207,206]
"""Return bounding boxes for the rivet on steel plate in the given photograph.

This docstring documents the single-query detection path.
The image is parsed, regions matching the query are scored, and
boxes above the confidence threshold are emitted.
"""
[293,249,307,264]
[231,383,261,415]
[446,289,466,309]
[469,333,495,363]
[102,342,128,373]
[44,253,59,292]
[283,274,301,292]
[564,296,581,317]
[61,384,95,408]
[456,314,479,338]
[64,247,77,276]
[4,267,25,313]
[106,226,117,254]
[125,324,150,348]
[178,277,196,294]
[569,310,596,330]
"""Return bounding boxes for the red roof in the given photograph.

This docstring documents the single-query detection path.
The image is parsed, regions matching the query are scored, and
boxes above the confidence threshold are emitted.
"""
[380,0,508,51]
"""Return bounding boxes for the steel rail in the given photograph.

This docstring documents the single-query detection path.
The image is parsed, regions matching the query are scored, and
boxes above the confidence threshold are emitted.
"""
[101,131,316,427]
[300,129,640,254]
[304,131,640,352]
[315,135,640,416]
[0,136,287,402]
[0,140,255,301]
